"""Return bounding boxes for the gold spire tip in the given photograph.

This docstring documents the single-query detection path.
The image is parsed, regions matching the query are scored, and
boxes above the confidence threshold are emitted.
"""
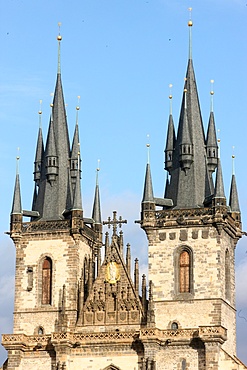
[169,84,173,99]
[57,22,62,41]
[188,7,193,26]
[97,159,100,172]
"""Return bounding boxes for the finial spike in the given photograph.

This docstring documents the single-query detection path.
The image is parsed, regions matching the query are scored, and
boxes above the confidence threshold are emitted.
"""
[188,7,193,60]
[146,134,150,164]
[96,159,100,185]
[16,148,20,175]
[57,22,62,74]
[169,84,173,115]
[38,100,42,128]
[76,96,80,125]
[232,146,235,175]
[210,80,214,112]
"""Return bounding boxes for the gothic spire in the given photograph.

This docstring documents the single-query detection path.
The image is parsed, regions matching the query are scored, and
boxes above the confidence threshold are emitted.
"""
[70,99,81,189]
[206,84,218,175]
[92,167,102,224]
[229,155,240,213]
[214,157,226,200]
[34,30,72,220]
[142,142,154,203]
[164,18,209,208]
[33,102,44,185]
[164,89,176,174]
[11,157,22,215]
[229,174,240,213]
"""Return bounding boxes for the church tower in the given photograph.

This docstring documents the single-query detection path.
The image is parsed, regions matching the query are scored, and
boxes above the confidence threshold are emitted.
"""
[2,30,150,370]
[140,16,245,370]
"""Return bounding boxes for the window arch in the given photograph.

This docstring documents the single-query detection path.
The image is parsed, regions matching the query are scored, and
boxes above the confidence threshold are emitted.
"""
[42,257,52,305]
[174,246,193,297]
[225,249,231,301]
[38,326,44,335]
[171,322,178,330]
[179,250,190,293]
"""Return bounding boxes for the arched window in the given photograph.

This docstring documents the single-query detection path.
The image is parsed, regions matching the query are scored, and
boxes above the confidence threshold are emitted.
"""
[182,359,186,370]
[225,249,230,301]
[171,322,178,330]
[38,326,44,335]
[179,250,190,293]
[42,257,52,305]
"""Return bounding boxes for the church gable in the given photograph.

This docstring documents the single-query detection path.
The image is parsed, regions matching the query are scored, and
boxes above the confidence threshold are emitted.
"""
[77,212,144,328]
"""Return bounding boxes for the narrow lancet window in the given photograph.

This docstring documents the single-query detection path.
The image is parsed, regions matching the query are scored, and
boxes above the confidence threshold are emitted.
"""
[225,249,230,301]
[42,257,52,305]
[179,251,190,293]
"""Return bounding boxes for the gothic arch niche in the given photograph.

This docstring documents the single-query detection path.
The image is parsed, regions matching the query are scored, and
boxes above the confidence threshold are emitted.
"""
[174,246,194,298]
[41,257,52,305]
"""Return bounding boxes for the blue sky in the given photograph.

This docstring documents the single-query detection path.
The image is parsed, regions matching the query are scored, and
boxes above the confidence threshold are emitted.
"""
[0,0,247,365]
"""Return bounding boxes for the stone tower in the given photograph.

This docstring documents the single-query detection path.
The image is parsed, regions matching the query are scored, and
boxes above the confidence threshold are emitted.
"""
[1,19,246,370]
[140,19,245,370]
[2,32,150,370]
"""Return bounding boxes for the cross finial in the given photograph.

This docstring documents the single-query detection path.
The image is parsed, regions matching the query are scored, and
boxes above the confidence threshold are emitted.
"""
[103,211,127,237]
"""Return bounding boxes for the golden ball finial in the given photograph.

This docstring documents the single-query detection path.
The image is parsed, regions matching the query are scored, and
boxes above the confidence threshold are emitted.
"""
[188,20,193,27]
[210,91,214,96]
[76,106,80,111]
[169,95,172,99]
[146,143,150,148]
[38,110,42,115]
[50,103,53,108]
[184,88,187,93]
[57,34,62,41]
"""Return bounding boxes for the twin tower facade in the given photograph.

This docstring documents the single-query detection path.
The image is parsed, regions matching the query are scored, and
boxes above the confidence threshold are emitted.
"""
[1,21,246,370]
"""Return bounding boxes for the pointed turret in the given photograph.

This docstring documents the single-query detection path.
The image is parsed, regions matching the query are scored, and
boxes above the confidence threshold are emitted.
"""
[10,157,22,236]
[70,103,81,189]
[206,87,218,175]
[142,162,154,204]
[229,174,240,213]
[34,32,73,220]
[45,118,58,184]
[11,158,22,216]
[33,107,44,185]
[164,19,209,208]
[164,91,176,174]
[229,155,240,214]
[213,157,226,206]
[92,168,101,225]
[72,169,82,212]
[179,89,193,174]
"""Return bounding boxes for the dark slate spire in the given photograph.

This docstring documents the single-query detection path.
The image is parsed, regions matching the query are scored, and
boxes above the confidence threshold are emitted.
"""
[164,115,176,174]
[92,168,102,224]
[142,145,154,203]
[229,156,240,213]
[11,158,22,215]
[72,167,82,211]
[229,174,240,213]
[214,157,226,200]
[164,20,209,208]
[179,89,193,174]
[33,107,44,185]
[70,103,81,189]
[164,89,176,174]
[45,118,58,183]
[34,33,72,220]
[206,88,218,175]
